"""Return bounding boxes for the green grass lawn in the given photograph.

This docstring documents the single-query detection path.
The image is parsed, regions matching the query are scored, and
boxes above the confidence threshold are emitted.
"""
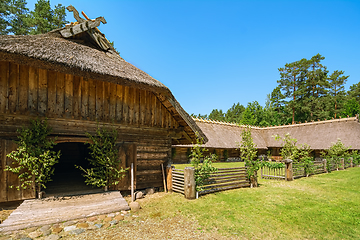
[139,166,360,239]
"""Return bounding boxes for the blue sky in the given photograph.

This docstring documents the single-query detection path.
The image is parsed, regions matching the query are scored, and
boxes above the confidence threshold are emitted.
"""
[27,0,360,116]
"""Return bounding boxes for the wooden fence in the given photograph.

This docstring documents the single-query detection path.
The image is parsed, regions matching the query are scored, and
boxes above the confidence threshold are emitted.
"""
[261,158,356,181]
[171,168,184,195]
[169,166,250,199]
[198,167,250,195]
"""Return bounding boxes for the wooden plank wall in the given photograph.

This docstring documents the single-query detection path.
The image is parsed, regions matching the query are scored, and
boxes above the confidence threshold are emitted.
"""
[0,139,35,202]
[0,61,179,130]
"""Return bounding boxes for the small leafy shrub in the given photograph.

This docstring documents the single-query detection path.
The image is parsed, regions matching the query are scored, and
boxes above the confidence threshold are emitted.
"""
[322,139,350,171]
[238,127,259,187]
[6,118,60,195]
[190,134,217,191]
[260,161,285,169]
[77,125,127,191]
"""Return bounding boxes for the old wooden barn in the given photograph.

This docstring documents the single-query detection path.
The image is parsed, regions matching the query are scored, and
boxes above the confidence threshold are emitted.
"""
[173,116,360,163]
[0,10,206,203]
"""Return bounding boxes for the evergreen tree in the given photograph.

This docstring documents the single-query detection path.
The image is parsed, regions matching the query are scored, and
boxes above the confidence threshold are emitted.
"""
[208,109,225,121]
[241,104,256,126]
[224,102,245,123]
[8,0,30,35]
[0,0,11,34]
[348,82,360,103]
[277,58,308,124]
[328,70,349,118]
[341,98,360,118]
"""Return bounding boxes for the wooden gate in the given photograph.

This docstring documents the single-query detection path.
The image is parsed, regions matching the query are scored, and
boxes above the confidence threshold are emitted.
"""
[114,142,137,191]
[0,139,36,202]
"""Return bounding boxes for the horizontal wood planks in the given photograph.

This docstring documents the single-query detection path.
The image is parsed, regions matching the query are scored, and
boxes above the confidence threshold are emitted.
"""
[0,61,180,130]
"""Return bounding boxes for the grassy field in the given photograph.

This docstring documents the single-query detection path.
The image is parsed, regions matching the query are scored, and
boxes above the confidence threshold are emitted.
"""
[137,166,360,239]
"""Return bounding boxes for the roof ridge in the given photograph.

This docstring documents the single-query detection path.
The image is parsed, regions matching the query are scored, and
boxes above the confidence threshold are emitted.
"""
[192,116,359,130]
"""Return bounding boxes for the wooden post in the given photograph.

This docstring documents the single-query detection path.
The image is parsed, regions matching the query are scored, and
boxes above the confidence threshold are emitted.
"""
[184,167,196,199]
[323,159,327,173]
[260,167,263,179]
[166,165,174,192]
[284,159,293,181]
[350,157,353,168]
[340,158,345,170]
[131,163,134,202]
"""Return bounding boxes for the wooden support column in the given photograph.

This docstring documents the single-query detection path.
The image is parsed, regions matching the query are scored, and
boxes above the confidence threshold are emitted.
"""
[323,159,327,173]
[284,159,293,181]
[340,158,345,170]
[184,167,196,199]
[166,165,174,192]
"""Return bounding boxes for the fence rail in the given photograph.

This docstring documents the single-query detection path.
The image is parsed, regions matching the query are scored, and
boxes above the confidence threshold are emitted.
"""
[171,169,184,195]
[198,167,250,195]
[170,166,250,198]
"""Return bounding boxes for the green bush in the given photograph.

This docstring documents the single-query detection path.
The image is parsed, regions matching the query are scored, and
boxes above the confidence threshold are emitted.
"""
[6,118,60,195]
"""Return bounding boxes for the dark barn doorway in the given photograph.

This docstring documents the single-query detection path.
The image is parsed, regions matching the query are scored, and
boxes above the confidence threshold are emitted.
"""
[45,142,101,196]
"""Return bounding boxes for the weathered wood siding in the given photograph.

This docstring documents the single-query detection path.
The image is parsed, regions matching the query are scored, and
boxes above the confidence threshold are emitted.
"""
[0,61,179,129]
[0,61,180,200]
[0,139,35,202]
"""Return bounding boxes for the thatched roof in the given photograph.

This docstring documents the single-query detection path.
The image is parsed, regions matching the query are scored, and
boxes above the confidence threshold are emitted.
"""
[176,119,268,149]
[263,117,360,150]
[0,24,206,144]
[176,116,360,150]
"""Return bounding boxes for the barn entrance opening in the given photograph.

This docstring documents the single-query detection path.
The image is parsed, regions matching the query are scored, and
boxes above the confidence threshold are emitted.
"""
[45,142,102,197]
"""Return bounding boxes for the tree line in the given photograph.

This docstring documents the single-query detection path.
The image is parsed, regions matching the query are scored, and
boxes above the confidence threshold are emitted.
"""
[192,54,360,126]
[0,0,67,35]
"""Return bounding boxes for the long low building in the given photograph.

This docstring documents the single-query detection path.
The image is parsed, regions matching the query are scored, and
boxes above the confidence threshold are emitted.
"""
[173,116,360,163]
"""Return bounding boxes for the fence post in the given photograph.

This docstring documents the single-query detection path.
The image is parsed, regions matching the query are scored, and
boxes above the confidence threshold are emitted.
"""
[350,157,353,168]
[323,159,327,173]
[166,165,174,192]
[340,158,345,170]
[184,167,196,199]
[284,159,293,181]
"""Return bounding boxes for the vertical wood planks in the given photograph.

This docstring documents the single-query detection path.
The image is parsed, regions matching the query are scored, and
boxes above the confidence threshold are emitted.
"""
[123,86,129,124]
[38,69,48,116]
[139,89,146,125]
[103,82,110,122]
[6,140,21,201]
[115,85,123,123]
[0,140,7,202]
[28,66,38,115]
[88,79,96,121]
[95,80,103,121]
[18,65,29,114]
[56,72,65,117]
[128,87,134,125]
[109,82,116,122]
[134,88,140,125]
[0,61,9,113]
[81,78,89,120]
[64,74,73,118]
[47,71,57,117]
[8,63,19,113]
[73,76,81,119]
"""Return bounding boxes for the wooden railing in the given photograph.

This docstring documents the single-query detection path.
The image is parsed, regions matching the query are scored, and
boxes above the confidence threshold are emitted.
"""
[261,166,285,180]
[198,167,250,195]
[171,168,184,195]
[169,166,250,199]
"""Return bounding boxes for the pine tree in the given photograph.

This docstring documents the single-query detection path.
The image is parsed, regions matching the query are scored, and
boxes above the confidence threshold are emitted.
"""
[208,109,225,121]
[8,0,30,35]
[225,102,245,123]
[28,0,67,35]
[0,0,11,34]
[328,70,349,118]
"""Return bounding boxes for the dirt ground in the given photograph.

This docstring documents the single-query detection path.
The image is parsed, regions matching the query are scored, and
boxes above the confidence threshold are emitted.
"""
[0,193,229,240]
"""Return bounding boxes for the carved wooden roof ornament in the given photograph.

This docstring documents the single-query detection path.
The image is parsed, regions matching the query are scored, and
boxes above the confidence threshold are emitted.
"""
[60,5,112,51]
